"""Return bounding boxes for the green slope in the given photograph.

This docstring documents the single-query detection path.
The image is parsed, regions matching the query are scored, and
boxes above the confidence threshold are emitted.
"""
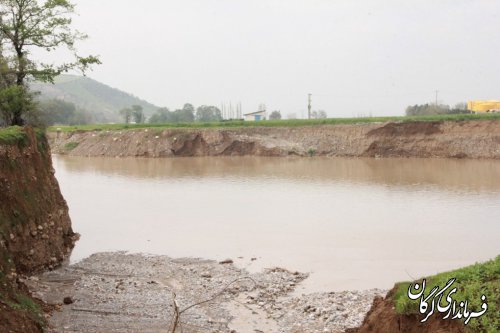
[30,75,160,122]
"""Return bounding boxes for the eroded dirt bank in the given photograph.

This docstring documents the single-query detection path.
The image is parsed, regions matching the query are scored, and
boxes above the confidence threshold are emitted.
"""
[27,252,386,333]
[0,127,78,332]
[48,120,500,159]
[347,287,466,333]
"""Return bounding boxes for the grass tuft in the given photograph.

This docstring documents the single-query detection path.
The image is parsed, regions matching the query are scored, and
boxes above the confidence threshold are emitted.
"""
[64,141,79,151]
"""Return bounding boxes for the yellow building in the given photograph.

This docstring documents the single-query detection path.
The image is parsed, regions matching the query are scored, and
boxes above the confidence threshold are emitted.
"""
[467,101,500,113]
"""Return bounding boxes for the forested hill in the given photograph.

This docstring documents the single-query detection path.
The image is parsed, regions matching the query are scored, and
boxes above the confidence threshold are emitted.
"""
[31,75,160,122]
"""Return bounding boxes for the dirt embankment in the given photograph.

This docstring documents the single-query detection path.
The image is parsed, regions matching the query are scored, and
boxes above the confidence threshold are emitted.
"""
[0,127,78,332]
[48,120,500,159]
[348,287,466,333]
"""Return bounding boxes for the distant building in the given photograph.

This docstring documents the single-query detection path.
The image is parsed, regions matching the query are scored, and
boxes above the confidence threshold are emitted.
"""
[244,110,267,121]
[467,101,500,113]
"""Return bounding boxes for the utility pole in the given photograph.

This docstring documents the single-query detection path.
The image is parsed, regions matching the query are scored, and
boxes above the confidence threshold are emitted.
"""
[435,90,439,105]
[308,93,312,119]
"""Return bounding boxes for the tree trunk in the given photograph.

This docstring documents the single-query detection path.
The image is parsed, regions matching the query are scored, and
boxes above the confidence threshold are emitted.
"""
[11,112,24,126]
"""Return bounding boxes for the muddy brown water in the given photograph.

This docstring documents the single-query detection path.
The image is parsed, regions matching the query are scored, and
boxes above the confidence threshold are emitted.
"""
[52,156,500,293]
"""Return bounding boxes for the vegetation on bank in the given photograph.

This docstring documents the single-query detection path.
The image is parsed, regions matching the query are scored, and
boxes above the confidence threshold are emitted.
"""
[393,256,499,332]
[0,126,27,145]
[0,127,45,147]
[64,141,79,151]
[47,113,500,133]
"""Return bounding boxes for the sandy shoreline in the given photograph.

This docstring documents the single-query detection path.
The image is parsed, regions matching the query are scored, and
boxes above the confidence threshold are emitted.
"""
[26,252,386,333]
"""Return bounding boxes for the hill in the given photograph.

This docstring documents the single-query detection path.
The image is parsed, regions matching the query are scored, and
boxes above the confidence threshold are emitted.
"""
[30,75,160,122]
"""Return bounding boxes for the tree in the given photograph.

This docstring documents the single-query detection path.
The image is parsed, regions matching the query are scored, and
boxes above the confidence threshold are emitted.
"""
[38,99,76,124]
[36,98,95,125]
[148,104,195,124]
[119,108,132,124]
[404,103,469,116]
[149,107,171,123]
[311,110,327,119]
[269,110,281,120]
[0,84,34,125]
[196,105,222,122]
[174,103,195,123]
[131,105,144,123]
[0,0,100,125]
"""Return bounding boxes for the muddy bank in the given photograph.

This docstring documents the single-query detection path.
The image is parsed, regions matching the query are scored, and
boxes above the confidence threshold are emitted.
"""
[27,252,386,333]
[48,120,500,159]
[0,127,77,332]
[348,287,466,333]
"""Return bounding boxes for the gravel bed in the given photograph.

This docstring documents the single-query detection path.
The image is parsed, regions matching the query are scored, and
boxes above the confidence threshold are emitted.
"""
[26,252,387,333]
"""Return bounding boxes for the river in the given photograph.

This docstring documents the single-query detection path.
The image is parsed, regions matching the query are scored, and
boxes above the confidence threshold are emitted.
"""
[52,156,500,293]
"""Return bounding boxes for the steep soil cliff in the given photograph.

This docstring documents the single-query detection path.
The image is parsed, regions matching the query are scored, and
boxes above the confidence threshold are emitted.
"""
[346,287,467,333]
[48,120,500,159]
[0,127,77,332]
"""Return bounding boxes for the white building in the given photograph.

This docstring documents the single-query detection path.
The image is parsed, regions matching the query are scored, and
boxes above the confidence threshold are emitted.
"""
[243,110,267,121]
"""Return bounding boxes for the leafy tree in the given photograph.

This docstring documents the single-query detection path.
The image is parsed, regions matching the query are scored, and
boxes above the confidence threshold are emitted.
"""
[119,107,132,124]
[311,110,327,119]
[173,103,195,123]
[269,110,282,120]
[36,98,94,125]
[131,105,144,123]
[196,105,222,122]
[0,0,100,125]
[149,104,195,123]
[149,107,171,123]
[405,103,469,116]
[38,99,76,125]
[452,102,469,114]
[0,85,35,125]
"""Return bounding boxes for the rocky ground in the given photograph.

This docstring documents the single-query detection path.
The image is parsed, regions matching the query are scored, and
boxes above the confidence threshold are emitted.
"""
[25,252,386,333]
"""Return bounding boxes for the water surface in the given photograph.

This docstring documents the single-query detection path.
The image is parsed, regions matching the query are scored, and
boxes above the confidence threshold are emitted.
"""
[53,156,500,292]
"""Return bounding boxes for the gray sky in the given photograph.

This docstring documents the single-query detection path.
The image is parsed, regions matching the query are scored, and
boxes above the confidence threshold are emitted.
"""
[43,0,500,117]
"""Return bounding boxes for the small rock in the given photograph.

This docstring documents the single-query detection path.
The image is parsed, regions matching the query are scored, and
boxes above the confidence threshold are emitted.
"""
[219,259,233,265]
[63,297,74,305]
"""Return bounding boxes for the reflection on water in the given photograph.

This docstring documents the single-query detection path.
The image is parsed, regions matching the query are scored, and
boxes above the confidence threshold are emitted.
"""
[53,156,500,292]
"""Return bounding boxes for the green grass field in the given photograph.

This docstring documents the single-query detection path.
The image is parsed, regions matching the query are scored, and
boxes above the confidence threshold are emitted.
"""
[393,256,499,332]
[47,113,500,133]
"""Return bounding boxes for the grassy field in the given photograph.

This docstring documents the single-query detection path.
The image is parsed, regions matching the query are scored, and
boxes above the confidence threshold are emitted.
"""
[393,256,499,332]
[47,113,500,133]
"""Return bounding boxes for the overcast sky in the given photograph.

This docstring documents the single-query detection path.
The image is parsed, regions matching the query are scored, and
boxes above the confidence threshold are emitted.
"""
[42,0,500,117]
